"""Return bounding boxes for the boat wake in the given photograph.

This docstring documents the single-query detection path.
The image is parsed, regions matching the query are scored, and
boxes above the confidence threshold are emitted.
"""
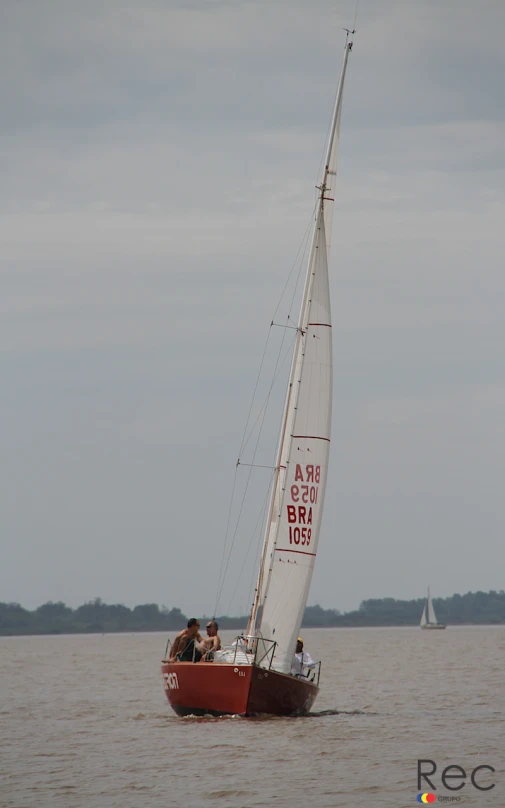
[175,707,377,721]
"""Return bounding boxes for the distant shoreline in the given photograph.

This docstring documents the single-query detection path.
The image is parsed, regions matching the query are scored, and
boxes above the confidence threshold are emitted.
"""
[2,591,505,636]
[2,623,504,639]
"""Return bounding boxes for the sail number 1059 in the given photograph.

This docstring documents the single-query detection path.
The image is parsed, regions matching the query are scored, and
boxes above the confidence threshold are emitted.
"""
[290,485,318,504]
[289,526,312,545]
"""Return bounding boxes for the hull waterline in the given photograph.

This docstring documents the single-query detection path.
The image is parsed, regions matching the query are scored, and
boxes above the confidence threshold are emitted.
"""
[161,661,319,717]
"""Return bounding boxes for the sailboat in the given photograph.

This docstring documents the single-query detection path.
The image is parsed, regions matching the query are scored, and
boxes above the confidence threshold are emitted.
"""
[161,31,354,716]
[420,587,446,630]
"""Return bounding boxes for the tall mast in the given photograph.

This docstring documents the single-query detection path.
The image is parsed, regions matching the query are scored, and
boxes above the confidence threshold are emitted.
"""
[246,33,354,638]
[320,30,354,238]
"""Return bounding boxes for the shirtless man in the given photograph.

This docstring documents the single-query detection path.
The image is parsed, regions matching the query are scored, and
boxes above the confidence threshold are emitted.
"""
[199,620,221,661]
[169,618,203,662]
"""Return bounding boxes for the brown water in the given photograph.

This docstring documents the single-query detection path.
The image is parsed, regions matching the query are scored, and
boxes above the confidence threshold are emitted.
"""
[1,627,503,807]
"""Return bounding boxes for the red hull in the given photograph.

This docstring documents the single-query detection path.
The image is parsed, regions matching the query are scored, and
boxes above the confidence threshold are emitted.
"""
[161,661,318,717]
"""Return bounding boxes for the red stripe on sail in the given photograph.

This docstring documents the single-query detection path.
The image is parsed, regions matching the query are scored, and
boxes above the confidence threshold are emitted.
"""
[292,435,331,442]
[307,323,332,327]
[275,548,317,557]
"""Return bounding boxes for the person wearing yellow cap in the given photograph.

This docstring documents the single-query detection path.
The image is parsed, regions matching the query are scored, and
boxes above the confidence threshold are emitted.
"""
[291,637,316,677]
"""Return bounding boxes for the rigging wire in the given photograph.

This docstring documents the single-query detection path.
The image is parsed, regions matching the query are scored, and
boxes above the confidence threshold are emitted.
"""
[213,334,296,615]
[236,327,274,462]
[212,323,277,615]
[237,208,315,459]
[225,474,273,617]
[213,331,297,617]
[245,491,272,625]
[212,464,239,619]
[220,320,302,617]
[238,329,298,461]
[213,205,316,616]
[269,206,316,328]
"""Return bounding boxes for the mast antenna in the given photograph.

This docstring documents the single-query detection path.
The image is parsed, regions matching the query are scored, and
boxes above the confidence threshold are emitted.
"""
[352,0,360,34]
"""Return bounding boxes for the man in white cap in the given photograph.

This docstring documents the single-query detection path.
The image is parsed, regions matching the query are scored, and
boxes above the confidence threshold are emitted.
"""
[291,637,316,678]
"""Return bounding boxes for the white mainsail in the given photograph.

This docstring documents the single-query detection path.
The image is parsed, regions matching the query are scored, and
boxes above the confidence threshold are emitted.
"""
[247,38,353,674]
[427,588,438,624]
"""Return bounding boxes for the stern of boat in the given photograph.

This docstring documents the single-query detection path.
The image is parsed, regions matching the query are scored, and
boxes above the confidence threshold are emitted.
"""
[247,665,318,716]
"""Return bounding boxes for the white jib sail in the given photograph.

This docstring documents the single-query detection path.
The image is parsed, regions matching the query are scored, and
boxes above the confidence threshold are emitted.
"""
[420,604,427,627]
[247,39,353,674]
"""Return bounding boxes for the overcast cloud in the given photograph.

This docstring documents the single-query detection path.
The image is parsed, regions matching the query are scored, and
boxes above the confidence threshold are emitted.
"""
[1,0,504,617]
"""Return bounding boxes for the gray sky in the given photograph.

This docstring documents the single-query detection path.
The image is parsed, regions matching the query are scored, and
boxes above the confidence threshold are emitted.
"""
[1,0,504,616]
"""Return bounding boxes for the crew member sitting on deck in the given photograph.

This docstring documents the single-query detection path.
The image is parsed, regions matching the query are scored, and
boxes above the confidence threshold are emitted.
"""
[199,620,221,661]
[169,618,203,662]
[291,637,316,678]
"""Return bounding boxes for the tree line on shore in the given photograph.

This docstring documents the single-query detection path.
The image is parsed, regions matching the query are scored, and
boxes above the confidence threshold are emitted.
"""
[1,590,505,636]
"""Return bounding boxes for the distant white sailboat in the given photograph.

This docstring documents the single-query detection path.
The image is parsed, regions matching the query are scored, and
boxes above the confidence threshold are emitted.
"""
[420,587,446,630]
